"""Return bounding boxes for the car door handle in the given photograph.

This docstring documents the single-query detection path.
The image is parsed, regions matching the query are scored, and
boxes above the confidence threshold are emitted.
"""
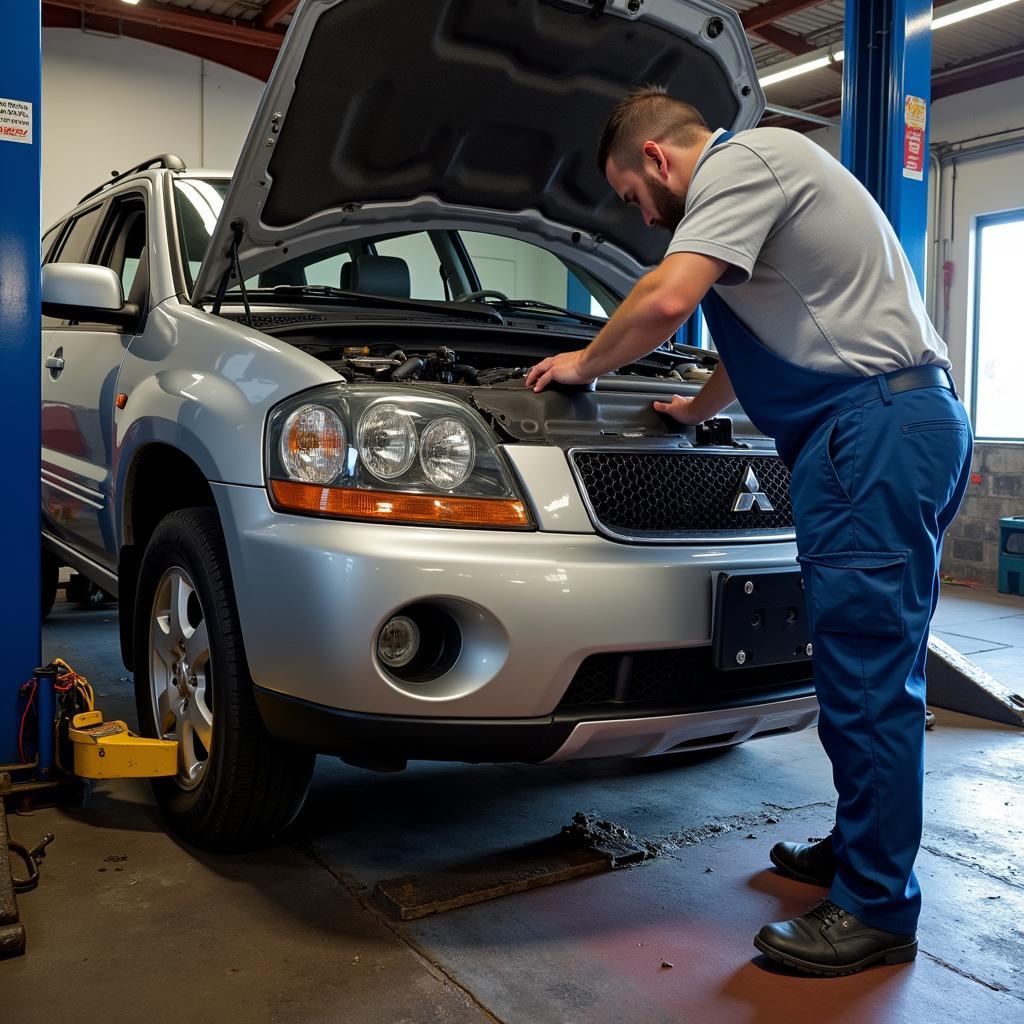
[45,354,65,371]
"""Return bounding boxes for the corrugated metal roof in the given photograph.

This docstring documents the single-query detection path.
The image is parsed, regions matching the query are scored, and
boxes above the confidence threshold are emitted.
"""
[146,0,274,22]
[772,1,845,40]
[741,1,1024,112]
[932,7,1024,67]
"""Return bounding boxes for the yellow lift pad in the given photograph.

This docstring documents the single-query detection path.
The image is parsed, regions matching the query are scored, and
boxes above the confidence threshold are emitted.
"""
[69,712,178,779]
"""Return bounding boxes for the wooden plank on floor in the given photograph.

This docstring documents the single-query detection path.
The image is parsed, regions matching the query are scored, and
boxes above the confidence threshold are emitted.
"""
[375,835,614,921]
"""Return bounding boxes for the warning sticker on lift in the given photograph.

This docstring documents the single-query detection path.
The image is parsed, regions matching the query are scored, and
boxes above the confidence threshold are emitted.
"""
[903,95,927,181]
[0,97,33,145]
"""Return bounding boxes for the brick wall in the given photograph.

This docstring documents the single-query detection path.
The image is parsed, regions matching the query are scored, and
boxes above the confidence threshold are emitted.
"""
[941,443,1024,587]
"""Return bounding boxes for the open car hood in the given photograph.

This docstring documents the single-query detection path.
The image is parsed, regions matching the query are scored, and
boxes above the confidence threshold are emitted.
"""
[191,0,764,304]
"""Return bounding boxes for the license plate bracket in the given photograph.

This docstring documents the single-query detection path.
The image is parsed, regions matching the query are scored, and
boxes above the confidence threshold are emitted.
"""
[712,569,812,672]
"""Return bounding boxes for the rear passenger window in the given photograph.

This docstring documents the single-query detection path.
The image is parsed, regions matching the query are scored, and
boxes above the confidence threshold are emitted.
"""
[54,206,103,264]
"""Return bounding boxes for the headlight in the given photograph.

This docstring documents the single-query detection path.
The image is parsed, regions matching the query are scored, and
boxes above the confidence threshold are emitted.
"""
[265,386,531,529]
[420,417,475,489]
[279,405,346,484]
[357,404,418,481]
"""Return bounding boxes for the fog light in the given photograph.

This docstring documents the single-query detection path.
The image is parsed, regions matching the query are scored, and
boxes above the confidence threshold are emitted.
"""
[378,616,420,669]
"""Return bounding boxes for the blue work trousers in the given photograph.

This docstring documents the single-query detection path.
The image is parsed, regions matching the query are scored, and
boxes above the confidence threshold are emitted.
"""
[790,383,972,933]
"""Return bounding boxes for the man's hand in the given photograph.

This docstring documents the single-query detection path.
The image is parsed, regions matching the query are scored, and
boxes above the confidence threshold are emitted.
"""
[525,350,595,393]
[653,363,737,425]
[652,394,703,425]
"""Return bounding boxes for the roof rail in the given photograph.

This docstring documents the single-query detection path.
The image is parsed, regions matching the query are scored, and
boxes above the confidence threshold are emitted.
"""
[77,154,188,205]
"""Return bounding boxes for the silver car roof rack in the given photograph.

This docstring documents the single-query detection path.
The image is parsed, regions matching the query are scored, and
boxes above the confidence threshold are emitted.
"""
[78,154,188,205]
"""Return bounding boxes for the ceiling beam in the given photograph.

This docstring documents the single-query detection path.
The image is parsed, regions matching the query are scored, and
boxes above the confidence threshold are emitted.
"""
[43,0,285,49]
[42,6,279,79]
[761,98,841,133]
[749,23,816,56]
[741,0,825,32]
[931,47,1024,100]
[258,0,300,29]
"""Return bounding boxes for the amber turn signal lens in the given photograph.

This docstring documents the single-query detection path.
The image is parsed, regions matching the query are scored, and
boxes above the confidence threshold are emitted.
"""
[270,480,530,528]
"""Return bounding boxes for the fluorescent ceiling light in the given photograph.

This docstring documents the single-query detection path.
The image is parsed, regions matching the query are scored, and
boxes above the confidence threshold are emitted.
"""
[759,52,844,87]
[758,0,1023,87]
[932,0,1021,29]
[121,0,141,5]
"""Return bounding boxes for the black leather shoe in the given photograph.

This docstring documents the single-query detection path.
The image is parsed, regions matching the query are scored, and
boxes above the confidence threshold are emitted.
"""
[754,899,918,977]
[769,836,837,886]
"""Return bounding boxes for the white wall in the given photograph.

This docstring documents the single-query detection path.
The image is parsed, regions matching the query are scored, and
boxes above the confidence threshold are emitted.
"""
[805,77,1024,402]
[41,28,264,228]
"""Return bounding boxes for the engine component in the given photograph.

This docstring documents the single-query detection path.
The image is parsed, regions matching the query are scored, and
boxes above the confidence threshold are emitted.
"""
[696,417,736,447]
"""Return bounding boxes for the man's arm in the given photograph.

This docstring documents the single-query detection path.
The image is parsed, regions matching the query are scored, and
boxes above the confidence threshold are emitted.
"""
[524,251,728,392]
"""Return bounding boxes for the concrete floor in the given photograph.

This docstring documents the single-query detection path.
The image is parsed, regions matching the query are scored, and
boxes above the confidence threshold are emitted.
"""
[4,585,1023,1023]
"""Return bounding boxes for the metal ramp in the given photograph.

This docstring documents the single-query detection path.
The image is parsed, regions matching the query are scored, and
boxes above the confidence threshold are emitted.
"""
[927,636,1024,728]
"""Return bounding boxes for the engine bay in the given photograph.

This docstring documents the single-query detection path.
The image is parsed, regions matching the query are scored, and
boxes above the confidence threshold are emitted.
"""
[304,339,716,388]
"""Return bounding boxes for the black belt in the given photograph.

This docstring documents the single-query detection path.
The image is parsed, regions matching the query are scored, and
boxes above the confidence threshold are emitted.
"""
[882,364,954,397]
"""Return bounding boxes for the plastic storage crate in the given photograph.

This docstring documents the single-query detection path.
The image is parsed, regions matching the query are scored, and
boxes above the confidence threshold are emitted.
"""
[998,516,1024,596]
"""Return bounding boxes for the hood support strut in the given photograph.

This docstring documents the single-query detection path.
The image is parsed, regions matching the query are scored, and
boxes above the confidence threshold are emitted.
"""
[212,219,253,326]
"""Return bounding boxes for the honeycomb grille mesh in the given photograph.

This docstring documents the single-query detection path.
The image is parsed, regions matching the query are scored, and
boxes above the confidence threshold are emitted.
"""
[225,313,325,329]
[571,451,793,539]
[560,647,813,710]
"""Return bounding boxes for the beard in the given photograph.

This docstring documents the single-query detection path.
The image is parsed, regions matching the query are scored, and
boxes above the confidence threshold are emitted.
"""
[644,172,688,232]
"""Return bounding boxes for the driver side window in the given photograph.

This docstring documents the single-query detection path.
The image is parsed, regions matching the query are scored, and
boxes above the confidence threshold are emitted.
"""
[94,194,147,298]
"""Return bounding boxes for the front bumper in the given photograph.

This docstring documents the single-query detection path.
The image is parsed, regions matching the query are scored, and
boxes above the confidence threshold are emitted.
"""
[255,686,819,764]
[214,482,808,722]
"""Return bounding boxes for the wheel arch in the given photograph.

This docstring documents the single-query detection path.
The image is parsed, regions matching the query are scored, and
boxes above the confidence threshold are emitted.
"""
[118,442,219,670]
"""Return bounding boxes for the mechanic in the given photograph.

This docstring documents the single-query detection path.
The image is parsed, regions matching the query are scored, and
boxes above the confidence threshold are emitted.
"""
[525,87,973,977]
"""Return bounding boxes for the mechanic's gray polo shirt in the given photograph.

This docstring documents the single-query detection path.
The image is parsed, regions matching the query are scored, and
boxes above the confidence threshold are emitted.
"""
[666,127,950,375]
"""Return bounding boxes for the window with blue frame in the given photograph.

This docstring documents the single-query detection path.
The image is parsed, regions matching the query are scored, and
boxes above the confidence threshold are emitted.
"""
[971,210,1024,441]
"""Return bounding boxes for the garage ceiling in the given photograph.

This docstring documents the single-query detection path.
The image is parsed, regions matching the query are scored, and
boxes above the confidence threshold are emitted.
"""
[40,0,1024,129]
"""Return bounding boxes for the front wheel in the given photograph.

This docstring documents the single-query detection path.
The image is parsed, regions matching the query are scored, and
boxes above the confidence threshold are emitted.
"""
[133,507,315,848]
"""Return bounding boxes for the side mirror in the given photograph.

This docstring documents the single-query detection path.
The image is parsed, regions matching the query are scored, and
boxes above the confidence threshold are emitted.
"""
[41,264,139,328]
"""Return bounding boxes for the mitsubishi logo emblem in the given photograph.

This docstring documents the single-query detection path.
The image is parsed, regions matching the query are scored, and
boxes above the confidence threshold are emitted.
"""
[732,465,775,513]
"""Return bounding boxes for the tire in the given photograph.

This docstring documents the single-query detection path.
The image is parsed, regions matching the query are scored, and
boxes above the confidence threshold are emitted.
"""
[41,551,60,620]
[133,507,315,848]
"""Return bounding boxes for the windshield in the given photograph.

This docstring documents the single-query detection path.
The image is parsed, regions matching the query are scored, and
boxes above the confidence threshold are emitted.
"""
[173,178,616,318]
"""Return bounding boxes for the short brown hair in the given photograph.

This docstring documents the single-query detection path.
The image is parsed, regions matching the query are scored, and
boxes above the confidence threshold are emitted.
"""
[597,86,710,173]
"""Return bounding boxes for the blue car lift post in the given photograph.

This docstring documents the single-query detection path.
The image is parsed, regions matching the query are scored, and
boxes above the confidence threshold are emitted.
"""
[0,1,42,958]
[840,0,1023,728]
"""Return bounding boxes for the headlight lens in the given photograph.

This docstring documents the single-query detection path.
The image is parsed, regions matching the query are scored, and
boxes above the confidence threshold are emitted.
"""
[279,404,346,484]
[420,417,475,490]
[357,404,418,481]
[265,385,531,529]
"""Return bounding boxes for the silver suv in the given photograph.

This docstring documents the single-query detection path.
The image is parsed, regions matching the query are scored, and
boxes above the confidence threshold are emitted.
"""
[40,0,817,846]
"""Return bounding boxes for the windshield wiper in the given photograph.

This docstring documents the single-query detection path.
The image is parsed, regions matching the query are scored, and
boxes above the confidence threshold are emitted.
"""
[476,298,607,327]
[262,285,506,324]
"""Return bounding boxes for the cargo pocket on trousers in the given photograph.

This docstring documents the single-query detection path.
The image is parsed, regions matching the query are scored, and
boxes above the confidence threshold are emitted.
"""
[798,551,908,637]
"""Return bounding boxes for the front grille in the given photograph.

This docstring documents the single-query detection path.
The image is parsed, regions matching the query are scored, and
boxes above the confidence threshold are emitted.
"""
[559,647,813,712]
[570,450,793,541]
